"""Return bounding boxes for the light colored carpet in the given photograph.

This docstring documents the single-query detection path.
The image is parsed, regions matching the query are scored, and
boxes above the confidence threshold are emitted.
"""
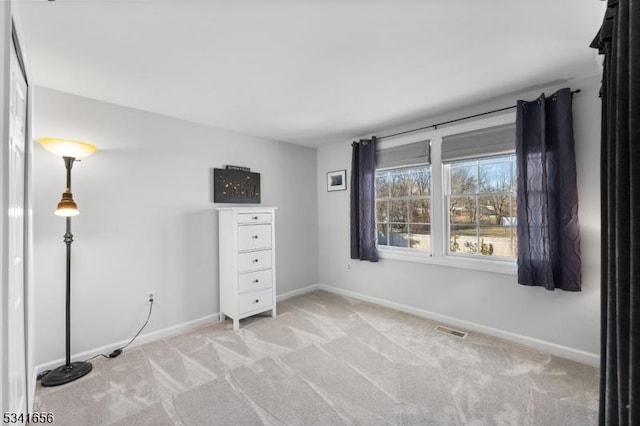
[33,290,599,425]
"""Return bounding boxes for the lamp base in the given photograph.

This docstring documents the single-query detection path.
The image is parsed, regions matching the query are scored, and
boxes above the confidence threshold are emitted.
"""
[41,361,92,387]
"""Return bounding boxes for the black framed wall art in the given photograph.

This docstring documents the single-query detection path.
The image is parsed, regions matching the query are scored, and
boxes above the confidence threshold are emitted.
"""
[213,167,261,203]
[327,170,346,191]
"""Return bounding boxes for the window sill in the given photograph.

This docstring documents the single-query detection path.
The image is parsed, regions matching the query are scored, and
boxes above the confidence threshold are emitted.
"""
[377,247,517,275]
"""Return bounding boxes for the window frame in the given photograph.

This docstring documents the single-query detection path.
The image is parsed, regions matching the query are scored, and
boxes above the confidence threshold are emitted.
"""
[375,163,433,253]
[374,111,517,275]
[444,154,518,261]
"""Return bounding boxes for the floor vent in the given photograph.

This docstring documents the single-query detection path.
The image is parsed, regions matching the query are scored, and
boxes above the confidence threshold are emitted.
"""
[434,325,468,339]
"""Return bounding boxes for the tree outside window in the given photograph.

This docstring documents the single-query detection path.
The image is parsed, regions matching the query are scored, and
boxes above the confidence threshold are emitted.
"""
[375,165,431,251]
[447,155,517,258]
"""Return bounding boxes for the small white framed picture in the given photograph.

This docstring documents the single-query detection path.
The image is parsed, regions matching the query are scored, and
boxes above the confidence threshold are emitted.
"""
[327,169,347,191]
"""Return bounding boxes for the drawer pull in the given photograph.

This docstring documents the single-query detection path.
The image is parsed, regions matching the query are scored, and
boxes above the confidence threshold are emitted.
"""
[253,279,260,283]
[252,235,259,239]
[253,259,259,263]
[252,216,258,220]
[254,299,260,304]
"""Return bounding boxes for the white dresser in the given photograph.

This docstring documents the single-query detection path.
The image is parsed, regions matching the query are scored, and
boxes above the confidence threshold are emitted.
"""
[217,207,277,330]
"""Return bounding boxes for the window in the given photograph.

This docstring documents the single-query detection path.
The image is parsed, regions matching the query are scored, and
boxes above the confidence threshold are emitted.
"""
[442,122,517,260]
[375,165,431,251]
[374,139,431,252]
[373,115,518,273]
[445,155,517,258]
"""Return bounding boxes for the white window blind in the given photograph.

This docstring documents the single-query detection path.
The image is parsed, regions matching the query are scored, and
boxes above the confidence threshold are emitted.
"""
[442,123,515,163]
[376,140,430,169]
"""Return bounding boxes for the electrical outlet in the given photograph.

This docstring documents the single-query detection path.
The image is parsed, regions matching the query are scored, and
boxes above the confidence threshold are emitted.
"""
[347,263,351,271]
[148,292,155,303]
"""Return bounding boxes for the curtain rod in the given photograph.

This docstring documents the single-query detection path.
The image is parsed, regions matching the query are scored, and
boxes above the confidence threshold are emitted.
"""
[378,89,581,141]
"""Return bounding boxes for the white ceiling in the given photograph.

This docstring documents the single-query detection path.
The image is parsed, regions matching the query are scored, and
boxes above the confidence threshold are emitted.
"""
[16,0,604,147]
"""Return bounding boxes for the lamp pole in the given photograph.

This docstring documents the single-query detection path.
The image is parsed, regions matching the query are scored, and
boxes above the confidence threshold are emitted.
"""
[64,214,73,369]
[63,157,73,370]
[41,156,93,387]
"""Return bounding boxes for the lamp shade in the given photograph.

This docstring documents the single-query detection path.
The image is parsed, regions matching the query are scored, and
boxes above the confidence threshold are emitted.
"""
[38,137,98,159]
[54,190,79,217]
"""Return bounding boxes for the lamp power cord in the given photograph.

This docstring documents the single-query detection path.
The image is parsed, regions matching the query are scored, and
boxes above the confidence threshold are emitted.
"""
[37,298,154,380]
[108,297,154,357]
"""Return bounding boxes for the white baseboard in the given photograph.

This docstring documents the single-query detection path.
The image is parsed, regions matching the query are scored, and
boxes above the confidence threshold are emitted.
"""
[35,284,323,375]
[35,313,221,375]
[35,282,598,376]
[277,284,320,302]
[317,283,600,367]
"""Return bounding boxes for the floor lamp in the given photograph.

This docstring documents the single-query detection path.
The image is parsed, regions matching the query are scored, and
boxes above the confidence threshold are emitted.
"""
[38,137,97,387]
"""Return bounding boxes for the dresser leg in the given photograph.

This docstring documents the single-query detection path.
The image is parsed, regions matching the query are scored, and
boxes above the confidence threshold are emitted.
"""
[233,319,239,331]
[220,313,226,322]
[272,306,277,318]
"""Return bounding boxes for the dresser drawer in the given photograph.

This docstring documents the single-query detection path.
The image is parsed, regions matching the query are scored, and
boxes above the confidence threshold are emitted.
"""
[238,269,273,293]
[238,224,272,251]
[219,207,277,331]
[237,213,272,224]
[239,288,273,315]
[238,249,272,272]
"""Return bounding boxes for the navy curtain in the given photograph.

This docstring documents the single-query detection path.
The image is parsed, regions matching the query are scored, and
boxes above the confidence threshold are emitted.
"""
[350,138,379,262]
[592,1,640,424]
[515,88,581,291]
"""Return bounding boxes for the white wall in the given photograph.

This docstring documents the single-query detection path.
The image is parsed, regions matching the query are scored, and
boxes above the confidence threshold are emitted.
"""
[317,76,601,364]
[32,87,318,366]
[0,0,11,414]
[10,2,36,411]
